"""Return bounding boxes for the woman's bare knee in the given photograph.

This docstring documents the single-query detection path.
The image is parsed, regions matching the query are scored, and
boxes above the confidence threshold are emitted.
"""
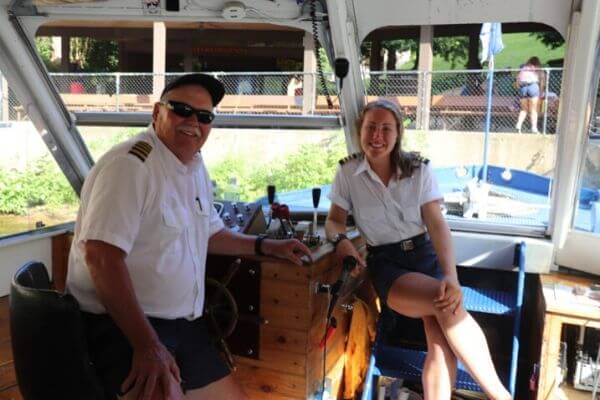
[433,303,469,327]
[386,273,441,318]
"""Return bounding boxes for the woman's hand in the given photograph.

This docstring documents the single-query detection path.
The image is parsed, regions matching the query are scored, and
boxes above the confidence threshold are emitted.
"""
[433,276,463,314]
[335,239,366,277]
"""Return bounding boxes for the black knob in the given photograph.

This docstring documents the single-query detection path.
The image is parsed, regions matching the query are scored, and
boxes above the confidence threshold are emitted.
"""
[267,185,276,205]
[312,187,321,209]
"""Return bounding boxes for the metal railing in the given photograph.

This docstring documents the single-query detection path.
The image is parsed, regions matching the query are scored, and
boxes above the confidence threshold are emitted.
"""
[3,69,563,133]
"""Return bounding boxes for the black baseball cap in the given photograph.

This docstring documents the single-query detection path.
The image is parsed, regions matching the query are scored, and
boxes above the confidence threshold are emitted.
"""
[160,73,225,106]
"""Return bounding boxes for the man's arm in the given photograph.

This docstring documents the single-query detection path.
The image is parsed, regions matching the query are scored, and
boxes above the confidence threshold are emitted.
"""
[207,229,312,265]
[84,240,182,400]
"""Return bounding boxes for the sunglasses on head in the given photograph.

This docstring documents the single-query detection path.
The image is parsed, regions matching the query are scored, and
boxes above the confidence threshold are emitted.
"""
[161,100,215,124]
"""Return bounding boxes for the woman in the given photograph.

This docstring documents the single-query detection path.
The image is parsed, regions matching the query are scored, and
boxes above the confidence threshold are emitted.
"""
[325,99,511,400]
[515,56,545,133]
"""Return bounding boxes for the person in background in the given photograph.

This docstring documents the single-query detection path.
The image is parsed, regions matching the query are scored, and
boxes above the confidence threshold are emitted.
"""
[325,99,512,400]
[67,73,311,400]
[515,56,545,133]
[287,74,303,107]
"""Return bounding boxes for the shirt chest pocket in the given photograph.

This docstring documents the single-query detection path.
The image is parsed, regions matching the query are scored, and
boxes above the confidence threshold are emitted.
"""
[161,204,191,232]
[158,204,191,256]
[357,206,393,233]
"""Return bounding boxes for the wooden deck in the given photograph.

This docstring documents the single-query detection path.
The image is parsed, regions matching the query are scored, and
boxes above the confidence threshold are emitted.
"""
[0,297,21,400]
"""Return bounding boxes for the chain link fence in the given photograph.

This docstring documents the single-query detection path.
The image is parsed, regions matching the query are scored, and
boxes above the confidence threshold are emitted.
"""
[2,69,562,134]
[368,68,562,134]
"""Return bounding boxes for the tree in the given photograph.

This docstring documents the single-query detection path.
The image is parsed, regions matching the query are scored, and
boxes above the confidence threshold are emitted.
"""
[363,36,470,71]
[433,36,469,69]
[530,31,565,50]
[35,37,59,72]
[70,37,119,72]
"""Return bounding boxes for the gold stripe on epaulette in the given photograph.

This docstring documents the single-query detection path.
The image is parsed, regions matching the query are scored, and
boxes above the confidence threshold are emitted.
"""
[338,152,363,165]
[410,153,429,168]
[128,141,153,162]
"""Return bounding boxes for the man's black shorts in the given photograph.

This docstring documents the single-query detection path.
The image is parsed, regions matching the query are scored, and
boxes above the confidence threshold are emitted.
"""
[82,312,231,395]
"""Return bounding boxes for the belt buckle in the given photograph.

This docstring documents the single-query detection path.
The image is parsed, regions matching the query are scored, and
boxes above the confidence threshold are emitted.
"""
[401,240,414,251]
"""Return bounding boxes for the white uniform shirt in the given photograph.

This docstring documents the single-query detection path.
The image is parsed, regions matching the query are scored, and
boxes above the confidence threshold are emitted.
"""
[66,126,224,320]
[328,155,442,246]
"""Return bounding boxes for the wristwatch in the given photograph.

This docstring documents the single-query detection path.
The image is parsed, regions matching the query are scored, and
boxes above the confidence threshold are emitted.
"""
[330,233,349,249]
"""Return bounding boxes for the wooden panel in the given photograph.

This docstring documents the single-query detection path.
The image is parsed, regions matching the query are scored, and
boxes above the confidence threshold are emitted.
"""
[235,349,305,377]
[308,254,337,280]
[0,385,22,400]
[51,233,72,292]
[0,341,13,369]
[540,273,600,319]
[233,352,306,377]
[306,327,348,397]
[0,299,10,343]
[260,325,307,355]
[261,262,311,284]
[234,363,306,399]
[261,304,310,331]
[258,349,306,376]
[261,279,310,310]
[0,362,16,391]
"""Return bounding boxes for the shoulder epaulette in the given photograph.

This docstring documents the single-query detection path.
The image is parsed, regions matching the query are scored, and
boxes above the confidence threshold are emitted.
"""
[339,152,363,165]
[128,141,153,163]
[410,153,429,168]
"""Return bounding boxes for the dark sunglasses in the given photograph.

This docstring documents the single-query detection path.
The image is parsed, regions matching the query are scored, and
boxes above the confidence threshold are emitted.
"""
[160,100,215,124]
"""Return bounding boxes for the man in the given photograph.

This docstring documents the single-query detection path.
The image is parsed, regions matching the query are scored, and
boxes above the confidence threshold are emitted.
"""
[66,74,312,400]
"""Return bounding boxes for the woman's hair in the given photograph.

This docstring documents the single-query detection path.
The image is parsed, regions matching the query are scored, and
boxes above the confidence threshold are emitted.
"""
[527,56,542,67]
[356,99,423,178]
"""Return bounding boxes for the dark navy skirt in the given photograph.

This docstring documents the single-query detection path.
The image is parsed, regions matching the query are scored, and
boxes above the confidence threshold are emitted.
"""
[367,236,444,304]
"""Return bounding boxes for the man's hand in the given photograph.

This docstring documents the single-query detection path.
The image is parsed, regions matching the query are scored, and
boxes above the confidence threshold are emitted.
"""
[433,276,463,314]
[121,341,183,400]
[261,238,313,265]
[335,239,366,277]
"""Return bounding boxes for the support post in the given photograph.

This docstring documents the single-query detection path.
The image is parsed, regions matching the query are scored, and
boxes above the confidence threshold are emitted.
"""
[1,73,8,121]
[326,0,367,153]
[115,73,121,112]
[416,25,433,131]
[302,32,317,114]
[152,22,166,101]
[183,43,194,72]
[61,35,70,72]
[542,68,550,135]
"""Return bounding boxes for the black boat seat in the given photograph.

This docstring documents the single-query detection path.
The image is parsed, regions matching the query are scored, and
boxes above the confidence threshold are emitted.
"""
[9,261,105,400]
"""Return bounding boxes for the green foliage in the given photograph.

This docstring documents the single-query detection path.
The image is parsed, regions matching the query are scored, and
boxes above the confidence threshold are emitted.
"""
[35,37,60,72]
[492,33,566,69]
[0,158,77,215]
[71,37,119,72]
[433,37,469,69]
[0,127,139,216]
[85,128,140,161]
[530,31,565,50]
[209,134,346,202]
[318,48,333,73]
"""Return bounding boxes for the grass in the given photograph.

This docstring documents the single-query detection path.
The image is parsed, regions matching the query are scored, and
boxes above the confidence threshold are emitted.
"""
[398,32,565,71]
